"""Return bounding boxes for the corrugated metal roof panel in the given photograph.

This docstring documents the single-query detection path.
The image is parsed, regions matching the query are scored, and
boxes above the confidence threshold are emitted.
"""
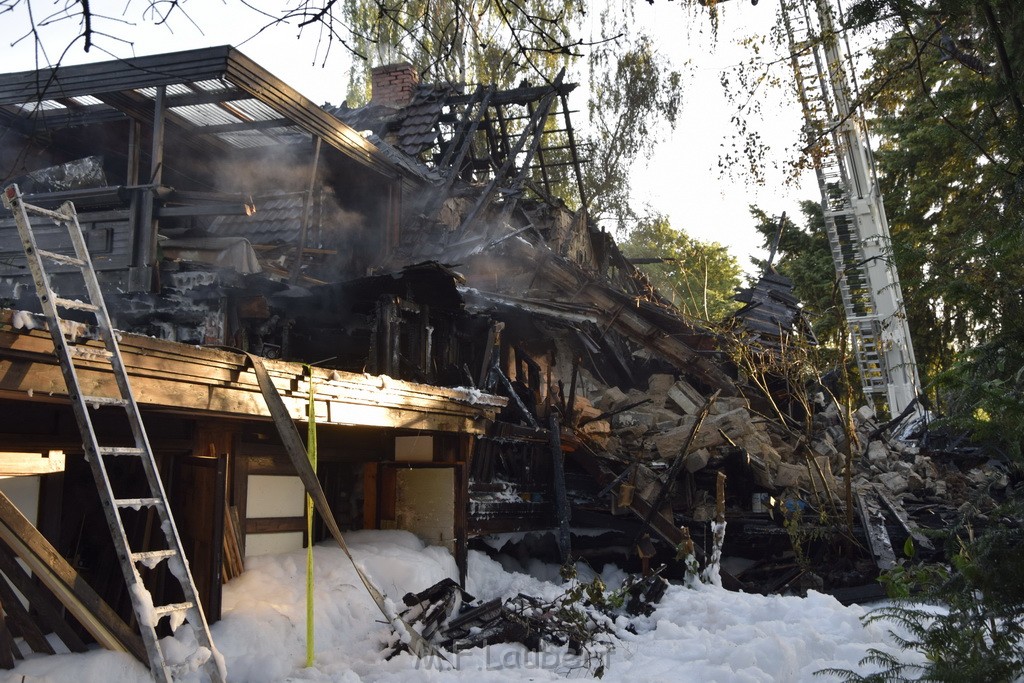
[229,98,282,121]
[174,102,241,126]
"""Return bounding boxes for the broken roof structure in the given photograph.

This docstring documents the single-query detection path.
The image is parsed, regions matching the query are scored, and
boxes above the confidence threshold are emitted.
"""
[0,46,1011,676]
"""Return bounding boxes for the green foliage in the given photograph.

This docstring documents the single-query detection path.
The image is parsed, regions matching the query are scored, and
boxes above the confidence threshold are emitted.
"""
[820,502,1024,682]
[932,332,1024,461]
[618,212,742,321]
[583,24,683,231]
[861,0,1024,403]
[779,501,846,572]
[876,550,949,602]
[340,0,585,97]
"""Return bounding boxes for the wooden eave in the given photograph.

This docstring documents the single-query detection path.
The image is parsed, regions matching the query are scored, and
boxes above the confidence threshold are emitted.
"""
[0,310,505,434]
[0,46,414,183]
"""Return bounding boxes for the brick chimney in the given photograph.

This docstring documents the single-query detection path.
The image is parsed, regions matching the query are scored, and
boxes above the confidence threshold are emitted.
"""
[370,63,419,108]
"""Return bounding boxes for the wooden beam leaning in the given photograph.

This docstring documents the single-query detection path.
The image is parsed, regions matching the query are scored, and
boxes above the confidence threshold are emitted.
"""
[0,492,147,664]
[243,353,439,662]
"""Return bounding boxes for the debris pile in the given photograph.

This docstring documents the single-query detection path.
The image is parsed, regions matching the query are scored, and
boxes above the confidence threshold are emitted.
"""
[386,571,669,674]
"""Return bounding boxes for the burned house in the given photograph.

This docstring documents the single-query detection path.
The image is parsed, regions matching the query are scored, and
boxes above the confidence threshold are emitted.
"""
[0,46,1007,674]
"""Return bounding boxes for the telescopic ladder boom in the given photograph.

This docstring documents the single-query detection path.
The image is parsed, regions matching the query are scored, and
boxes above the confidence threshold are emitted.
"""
[781,0,921,415]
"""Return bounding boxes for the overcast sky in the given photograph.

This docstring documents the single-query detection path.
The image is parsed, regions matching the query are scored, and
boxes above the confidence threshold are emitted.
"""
[2,1,821,274]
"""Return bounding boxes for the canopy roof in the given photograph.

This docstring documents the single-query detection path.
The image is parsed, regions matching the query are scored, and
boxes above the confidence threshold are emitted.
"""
[0,46,403,179]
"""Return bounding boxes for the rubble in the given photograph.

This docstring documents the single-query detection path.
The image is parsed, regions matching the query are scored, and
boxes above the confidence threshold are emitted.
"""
[386,570,668,672]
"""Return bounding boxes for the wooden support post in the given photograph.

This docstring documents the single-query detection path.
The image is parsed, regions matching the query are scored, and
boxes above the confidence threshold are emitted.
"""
[131,84,165,292]
[548,414,571,565]
[126,119,141,186]
[565,356,580,425]
[455,447,470,587]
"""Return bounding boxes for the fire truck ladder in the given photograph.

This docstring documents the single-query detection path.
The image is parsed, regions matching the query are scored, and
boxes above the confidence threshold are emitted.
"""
[781,0,921,415]
[2,184,225,683]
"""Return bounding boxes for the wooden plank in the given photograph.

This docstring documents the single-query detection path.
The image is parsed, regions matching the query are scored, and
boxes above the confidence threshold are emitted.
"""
[0,571,53,654]
[0,451,65,476]
[209,452,227,617]
[0,318,504,434]
[0,317,509,412]
[221,506,244,583]
[0,539,87,653]
[0,359,491,434]
[0,492,147,664]
[0,600,16,669]
[232,453,249,559]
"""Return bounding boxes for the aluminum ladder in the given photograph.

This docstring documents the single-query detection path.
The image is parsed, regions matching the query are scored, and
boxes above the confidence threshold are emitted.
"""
[2,184,225,683]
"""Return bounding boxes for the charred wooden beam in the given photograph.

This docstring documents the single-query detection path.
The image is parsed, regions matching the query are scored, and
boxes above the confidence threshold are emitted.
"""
[445,82,577,107]
[548,413,571,564]
[456,70,565,235]
[578,397,652,427]
[526,98,553,197]
[854,490,897,571]
[491,366,540,430]
[129,85,164,292]
[559,91,587,213]
[0,450,64,476]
